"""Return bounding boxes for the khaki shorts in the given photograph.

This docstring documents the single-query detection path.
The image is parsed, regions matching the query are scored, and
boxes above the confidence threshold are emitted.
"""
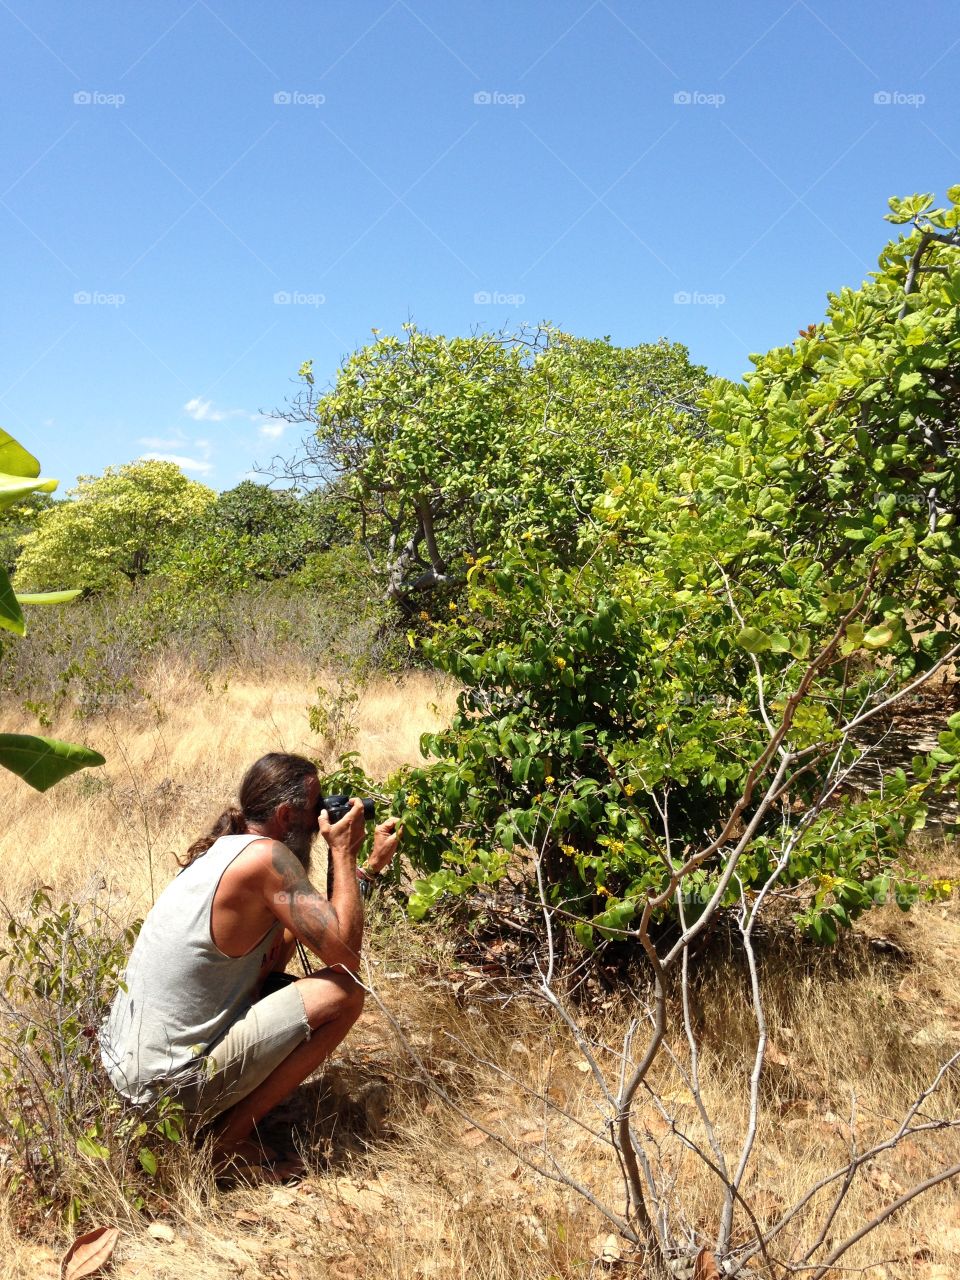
[168,981,311,1126]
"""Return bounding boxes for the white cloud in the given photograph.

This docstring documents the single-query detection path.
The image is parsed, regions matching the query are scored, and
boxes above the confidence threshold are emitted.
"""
[184,397,256,423]
[259,422,286,439]
[183,397,226,422]
[139,452,214,475]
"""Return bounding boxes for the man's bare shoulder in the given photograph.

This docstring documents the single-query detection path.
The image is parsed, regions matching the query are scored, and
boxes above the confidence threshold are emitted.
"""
[220,837,291,886]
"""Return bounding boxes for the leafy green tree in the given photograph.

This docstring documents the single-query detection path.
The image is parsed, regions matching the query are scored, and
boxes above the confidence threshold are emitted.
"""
[279,327,709,610]
[158,478,357,592]
[14,460,216,592]
[0,429,104,789]
[396,188,960,942]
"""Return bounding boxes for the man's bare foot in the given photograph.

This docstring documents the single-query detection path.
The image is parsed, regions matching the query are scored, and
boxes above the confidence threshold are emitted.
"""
[211,1136,279,1174]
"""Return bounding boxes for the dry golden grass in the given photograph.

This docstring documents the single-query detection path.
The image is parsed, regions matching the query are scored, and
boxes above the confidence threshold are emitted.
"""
[1,673,959,1279]
[0,664,456,909]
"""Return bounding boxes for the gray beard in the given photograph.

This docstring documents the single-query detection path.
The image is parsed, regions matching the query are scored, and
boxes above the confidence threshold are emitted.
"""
[285,826,316,871]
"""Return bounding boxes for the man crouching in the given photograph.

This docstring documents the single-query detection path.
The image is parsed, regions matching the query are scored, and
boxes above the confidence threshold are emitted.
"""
[100,751,398,1171]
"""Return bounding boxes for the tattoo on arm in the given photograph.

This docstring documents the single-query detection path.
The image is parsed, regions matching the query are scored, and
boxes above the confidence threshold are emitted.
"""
[269,841,340,957]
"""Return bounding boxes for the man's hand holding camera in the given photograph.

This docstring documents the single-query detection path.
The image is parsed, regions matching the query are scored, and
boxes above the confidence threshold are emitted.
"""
[319,797,400,884]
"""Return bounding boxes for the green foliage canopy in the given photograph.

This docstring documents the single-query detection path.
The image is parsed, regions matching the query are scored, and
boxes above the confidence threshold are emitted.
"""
[15,459,216,592]
[158,478,356,593]
[294,326,709,609]
[395,188,960,943]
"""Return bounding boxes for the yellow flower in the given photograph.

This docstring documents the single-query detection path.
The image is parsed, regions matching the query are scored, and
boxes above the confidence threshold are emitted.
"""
[545,775,555,785]
[560,843,576,856]
[522,530,535,541]
[597,885,610,898]
[448,602,457,612]
[624,784,635,796]
[656,723,668,733]
[405,793,420,809]
[419,610,430,620]
[555,657,567,669]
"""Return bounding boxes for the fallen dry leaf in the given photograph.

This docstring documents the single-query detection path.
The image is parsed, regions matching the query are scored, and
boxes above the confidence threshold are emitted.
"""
[644,1112,672,1138]
[693,1246,721,1280]
[765,1043,791,1068]
[60,1227,120,1280]
[600,1233,621,1263]
[865,1163,904,1198]
[146,1222,176,1243]
[234,1211,260,1226]
[459,1126,490,1148]
[517,1129,545,1146]
[575,1060,592,1073]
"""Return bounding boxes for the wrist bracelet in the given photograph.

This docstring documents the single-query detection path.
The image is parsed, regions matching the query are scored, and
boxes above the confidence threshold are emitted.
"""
[357,867,377,883]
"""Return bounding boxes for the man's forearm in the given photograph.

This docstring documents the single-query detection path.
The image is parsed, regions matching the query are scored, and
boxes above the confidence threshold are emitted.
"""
[268,841,362,973]
[328,847,364,962]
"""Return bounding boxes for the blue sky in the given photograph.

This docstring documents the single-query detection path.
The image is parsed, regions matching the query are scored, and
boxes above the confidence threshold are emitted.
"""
[2,0,958,493]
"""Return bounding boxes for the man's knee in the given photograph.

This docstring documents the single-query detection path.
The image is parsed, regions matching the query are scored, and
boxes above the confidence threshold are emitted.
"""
[296,970,365,1029]
[337,976,365,1019]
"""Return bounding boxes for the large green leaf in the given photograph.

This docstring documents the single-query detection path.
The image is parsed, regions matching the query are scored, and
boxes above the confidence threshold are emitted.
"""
[0,565,25,636]
[15,589,81,606]
[736,626,771,654]
[0,428,40,479]
[0,734,105,792]
[0,472,58,511]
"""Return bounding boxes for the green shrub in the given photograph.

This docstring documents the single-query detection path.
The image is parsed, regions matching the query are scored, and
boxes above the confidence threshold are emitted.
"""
[393,189,960,944]
[0,890,184,1225]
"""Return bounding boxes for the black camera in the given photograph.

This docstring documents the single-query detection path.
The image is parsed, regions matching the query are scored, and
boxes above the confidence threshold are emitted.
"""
[322,794,376,824]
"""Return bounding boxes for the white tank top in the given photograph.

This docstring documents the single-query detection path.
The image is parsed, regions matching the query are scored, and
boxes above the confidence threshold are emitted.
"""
[100,834,282,1104]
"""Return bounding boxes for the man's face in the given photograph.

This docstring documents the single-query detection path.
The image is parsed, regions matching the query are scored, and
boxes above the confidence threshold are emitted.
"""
[283,775,321,870]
